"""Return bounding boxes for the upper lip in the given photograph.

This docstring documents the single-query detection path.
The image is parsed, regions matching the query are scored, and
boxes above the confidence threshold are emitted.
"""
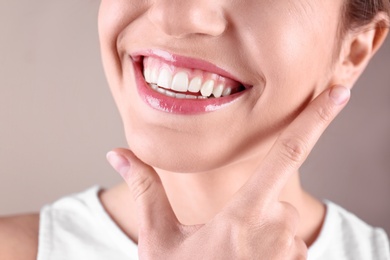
[130,49,251,88]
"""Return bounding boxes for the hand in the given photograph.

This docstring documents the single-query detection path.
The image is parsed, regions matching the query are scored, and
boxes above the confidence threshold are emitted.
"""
[107,85,350,259]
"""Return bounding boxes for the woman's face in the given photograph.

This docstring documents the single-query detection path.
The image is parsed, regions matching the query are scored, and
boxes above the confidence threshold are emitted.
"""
[98,0,344,172]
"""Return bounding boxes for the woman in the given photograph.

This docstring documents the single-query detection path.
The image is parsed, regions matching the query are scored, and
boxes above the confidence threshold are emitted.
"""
[1,0,389,259]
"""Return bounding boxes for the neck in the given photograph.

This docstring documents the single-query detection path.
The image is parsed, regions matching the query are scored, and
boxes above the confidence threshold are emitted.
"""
[156,158,304,225]
[157,157,302,225]
[101,154,326,247]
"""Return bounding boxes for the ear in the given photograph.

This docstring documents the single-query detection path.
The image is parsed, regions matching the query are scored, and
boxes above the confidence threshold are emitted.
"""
[332,13,389,88]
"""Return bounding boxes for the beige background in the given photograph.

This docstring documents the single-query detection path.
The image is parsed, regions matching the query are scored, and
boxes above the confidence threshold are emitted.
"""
[1,0,389,235]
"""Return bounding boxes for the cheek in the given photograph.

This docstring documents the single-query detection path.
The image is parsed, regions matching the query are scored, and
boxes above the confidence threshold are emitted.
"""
[265,21,333,87]
[241,12,336,124]
[234,1,338,91]
[98,0,147,36]
[227,8,339,158]
[99,0,164,139]
[98,0,149,94]
[98,0,130,51]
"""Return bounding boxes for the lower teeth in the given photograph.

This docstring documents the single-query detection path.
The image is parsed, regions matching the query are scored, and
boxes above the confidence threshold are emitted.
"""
[149,84,211,100]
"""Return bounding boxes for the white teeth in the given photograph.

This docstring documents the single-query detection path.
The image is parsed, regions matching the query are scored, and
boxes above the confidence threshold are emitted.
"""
[222,87,232,97]
[157,68,172,89]
[186,94,197,99]
[213,84,224,98]
[188,77,202,93]
[144,68,151,83]
[171,72,189,92]
[148,84,202,100]
[151,68,159,83]
[175,93,186,99]
[143,57,245,99]
[200,80,214,97]
[165,90,176,98]
[157,87,166,94]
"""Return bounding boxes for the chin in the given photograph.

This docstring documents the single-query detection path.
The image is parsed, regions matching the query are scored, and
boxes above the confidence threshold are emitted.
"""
[125,131,238,173]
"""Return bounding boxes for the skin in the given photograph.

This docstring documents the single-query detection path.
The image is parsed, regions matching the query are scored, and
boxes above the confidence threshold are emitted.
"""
[98,0,388,258]
[106,85,350,259]
[99,0,341,173]
[0,0,388,259]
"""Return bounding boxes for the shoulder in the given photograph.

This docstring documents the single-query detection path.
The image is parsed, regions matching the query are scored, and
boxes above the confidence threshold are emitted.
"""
[333,203,389,256]
[309,201,390,260]
[0,213,39,260]
[330,202,388,240]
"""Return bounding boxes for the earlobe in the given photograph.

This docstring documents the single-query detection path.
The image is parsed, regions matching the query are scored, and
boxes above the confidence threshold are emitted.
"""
[333,14,389,88]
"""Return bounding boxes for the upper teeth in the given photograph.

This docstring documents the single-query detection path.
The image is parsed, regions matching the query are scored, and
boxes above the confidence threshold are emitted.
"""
[143,57,241,98]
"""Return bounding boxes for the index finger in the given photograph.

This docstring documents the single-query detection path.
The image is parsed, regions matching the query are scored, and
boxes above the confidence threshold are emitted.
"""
[238,85,350,206]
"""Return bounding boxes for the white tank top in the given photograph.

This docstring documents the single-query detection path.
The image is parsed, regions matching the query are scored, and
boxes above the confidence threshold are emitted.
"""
[37,186,390,260]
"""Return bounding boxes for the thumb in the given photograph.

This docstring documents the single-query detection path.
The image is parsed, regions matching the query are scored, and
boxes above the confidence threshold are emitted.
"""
[106,148,180,235]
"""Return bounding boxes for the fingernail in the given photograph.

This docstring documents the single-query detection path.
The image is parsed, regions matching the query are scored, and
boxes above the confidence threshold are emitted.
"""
[329,85,350,105]
[106,151,131,179]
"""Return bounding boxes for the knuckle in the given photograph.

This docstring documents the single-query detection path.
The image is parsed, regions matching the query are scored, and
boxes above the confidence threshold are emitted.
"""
[129,169,155,201]
[223,206,261,230]
[315,105,333,123]
[217,210,253,239]
[279,136,308,164]
[276,229,295,249]
[267,211,298,250]
[295,237,308,260]
[282,202,300,223]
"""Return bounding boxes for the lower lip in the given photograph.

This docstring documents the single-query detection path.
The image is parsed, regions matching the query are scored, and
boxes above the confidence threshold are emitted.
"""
[133,58,247,115]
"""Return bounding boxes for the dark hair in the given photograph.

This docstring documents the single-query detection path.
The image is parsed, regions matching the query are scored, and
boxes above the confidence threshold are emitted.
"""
[344,0,390,30]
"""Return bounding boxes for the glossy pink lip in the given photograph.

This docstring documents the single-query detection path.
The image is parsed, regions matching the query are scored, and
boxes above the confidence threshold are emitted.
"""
[131,49,251,114]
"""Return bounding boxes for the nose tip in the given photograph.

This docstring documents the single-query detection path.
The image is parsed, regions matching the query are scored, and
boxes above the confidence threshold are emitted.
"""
[147,2,227,38]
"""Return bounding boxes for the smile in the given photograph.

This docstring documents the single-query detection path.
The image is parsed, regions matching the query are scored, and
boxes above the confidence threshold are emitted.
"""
[131,50,251,114]
[143,56,245,99]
